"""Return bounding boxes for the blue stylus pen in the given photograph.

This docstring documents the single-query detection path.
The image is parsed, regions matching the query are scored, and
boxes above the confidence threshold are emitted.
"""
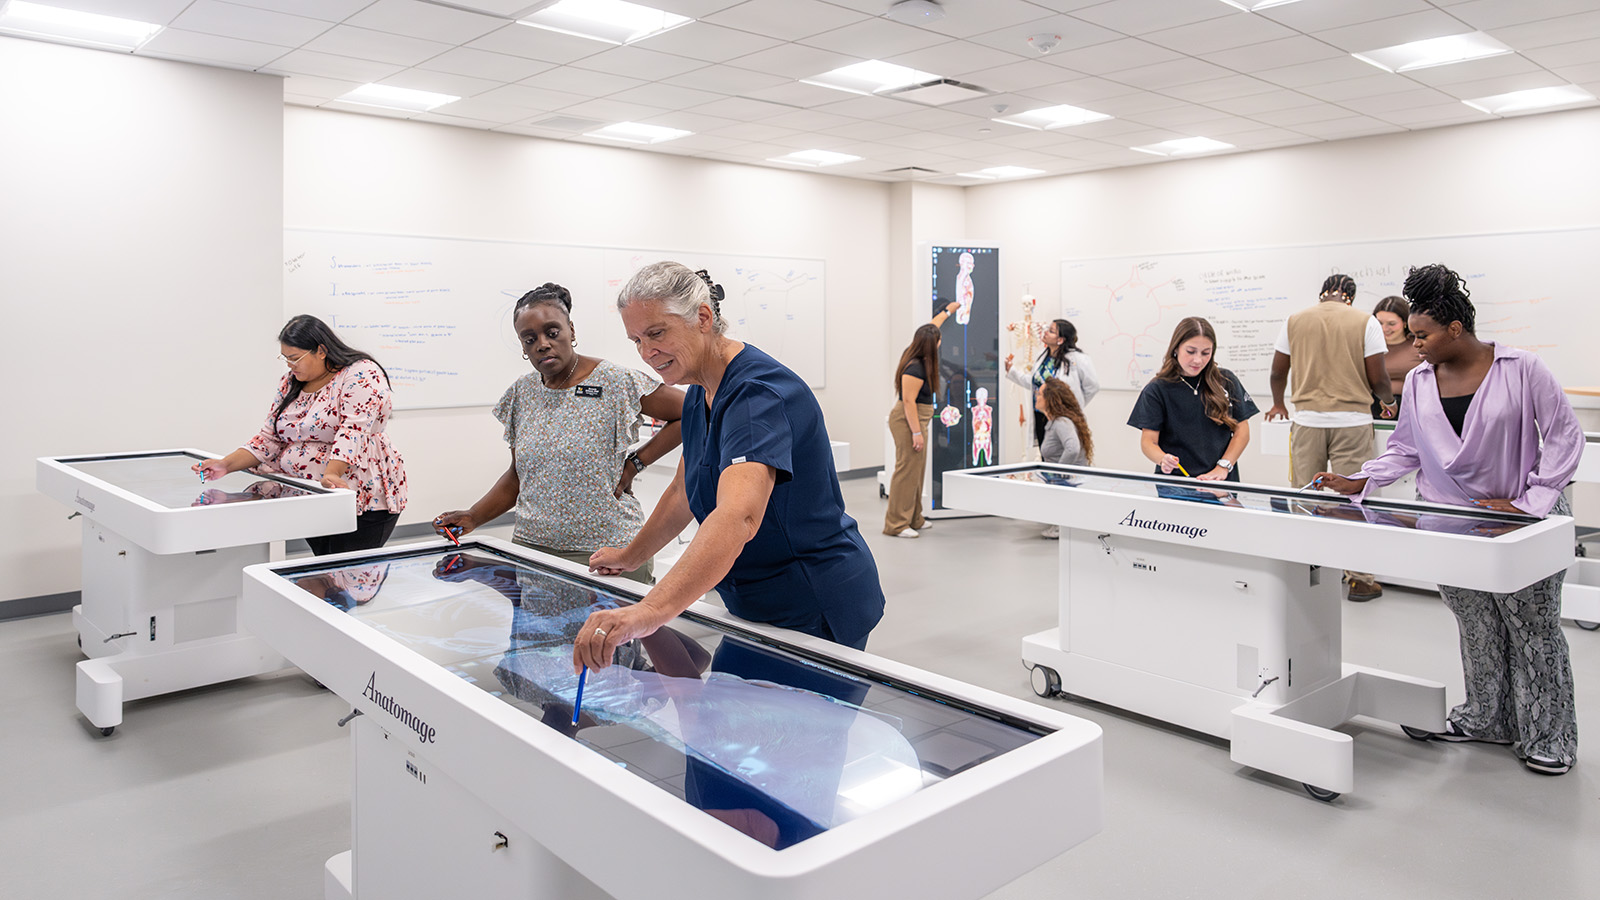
[571,665,588,726]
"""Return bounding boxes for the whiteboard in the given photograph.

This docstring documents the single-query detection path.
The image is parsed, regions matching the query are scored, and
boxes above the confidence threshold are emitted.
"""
[1060,226,1600,396]
[283,230,826,409]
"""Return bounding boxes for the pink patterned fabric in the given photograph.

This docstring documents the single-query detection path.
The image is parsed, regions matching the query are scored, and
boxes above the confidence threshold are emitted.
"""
[246,359,407,514]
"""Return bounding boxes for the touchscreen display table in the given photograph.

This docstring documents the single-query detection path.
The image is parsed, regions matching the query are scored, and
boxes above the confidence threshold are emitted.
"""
[943,464,1574,801]
[1562,433,1600,628]
[242,539,1102,900]
[36,449,356,734]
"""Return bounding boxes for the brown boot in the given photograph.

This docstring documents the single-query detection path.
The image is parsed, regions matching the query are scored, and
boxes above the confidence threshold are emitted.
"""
[1347,579,1383,602]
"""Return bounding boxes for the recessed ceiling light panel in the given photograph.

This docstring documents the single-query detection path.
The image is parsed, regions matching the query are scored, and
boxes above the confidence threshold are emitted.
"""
[957,166,1045,179]
[802,60,941,96]
[338,84,461,113]
[0,0,162,51]
[517,0,691,46]
[1217,0,1305,11]
[1463,85,1597,116]
[1130,137,1234,157]
[1352,31,1514,73]
[992,103,1112,130]
[583,121,691,143]
[767,149,862,167]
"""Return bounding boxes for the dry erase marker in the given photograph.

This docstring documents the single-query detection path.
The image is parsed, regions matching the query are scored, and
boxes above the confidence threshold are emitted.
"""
[571,665,588,726]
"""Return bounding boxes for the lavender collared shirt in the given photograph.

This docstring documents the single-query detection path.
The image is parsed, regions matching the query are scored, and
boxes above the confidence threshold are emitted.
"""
[1353,342,1582,517]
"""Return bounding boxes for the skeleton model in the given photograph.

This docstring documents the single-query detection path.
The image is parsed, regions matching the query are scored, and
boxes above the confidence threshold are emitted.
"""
[1006,293,1043,460]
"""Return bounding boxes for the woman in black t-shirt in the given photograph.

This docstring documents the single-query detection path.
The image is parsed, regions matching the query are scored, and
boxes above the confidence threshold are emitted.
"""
[1128,317,1259,482]
[884,302,958,537]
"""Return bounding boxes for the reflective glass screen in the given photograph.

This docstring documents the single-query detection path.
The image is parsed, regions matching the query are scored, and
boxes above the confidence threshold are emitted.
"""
[64,451,320,509]
[284,546,1045,850]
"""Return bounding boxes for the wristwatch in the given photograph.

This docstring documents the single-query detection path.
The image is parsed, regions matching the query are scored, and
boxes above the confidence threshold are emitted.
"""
[1217,458,1234,471]
[627,452,646,474]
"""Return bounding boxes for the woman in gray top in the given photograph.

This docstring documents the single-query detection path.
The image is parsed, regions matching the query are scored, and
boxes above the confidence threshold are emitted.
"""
[1036,379,1093,540]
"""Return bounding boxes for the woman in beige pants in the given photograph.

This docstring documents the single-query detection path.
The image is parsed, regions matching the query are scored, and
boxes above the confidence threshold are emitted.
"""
[885,302,957,537]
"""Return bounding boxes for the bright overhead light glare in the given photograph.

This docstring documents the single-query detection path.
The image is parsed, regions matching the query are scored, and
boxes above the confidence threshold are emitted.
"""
[582,121,691,143]
[1217,0,1305,11]
[517,0,691,46]
[957,166,1045,179]
[0,0,162,51]
[1130,137,1234,157]
[337,84,460,113]
[1463,85,1597,116]
[1352,32,1514,73]
[802,60,940,95]
[767,149,862,167]
[992,103,1112,130]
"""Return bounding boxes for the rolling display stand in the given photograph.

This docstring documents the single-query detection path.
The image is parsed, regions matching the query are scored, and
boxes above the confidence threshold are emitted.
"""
[37,449,354,735]
[242,538,1103,900]
[943,464,1574,801]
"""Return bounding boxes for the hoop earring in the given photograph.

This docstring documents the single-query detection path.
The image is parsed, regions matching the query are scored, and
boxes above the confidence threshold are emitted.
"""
[521,354,530,360]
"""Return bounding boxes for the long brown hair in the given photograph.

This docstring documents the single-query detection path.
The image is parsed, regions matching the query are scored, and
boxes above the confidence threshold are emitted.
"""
[1155,317,1238,431]
[1038,379,1093,464]
[894,323,941,399]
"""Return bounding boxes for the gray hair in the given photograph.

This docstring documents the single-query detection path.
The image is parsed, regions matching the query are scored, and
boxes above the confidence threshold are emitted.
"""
[616,261,726,335]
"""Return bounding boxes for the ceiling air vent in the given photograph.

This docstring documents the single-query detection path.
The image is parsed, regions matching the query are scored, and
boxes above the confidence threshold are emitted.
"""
[878,166,942,176]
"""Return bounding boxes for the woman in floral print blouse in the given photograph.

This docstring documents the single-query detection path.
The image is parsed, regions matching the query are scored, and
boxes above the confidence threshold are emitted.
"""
[195,315,408,555]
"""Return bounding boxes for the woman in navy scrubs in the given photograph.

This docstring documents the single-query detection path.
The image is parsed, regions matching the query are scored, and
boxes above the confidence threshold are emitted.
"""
[575,262,885,669]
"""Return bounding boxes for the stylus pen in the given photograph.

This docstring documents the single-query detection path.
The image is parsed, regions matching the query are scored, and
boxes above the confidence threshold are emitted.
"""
[1174,462,1191,477]
[433,518,461,546]
[571,666,588,727]
[1297,477,1322,492]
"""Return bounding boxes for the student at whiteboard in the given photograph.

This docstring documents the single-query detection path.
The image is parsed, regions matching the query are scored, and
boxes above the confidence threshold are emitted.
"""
[432,283,685,585]
[1003,317,1100,449]
[1371,295,1423,418]
[195,315,408,555]
[1127,317,1258,483]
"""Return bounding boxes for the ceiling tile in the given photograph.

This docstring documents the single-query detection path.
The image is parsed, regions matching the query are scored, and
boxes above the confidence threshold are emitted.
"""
[799,18,950,58]
[607,82,725,110]
[1521,37,1600,69]
[322,99,419,119]
[226,0,412,20]
[637,110,743,132]
[1314,10,1483,54]
[1445,0,1600,31]
[39,0,194,24]
[1218,125,1312,147]
[279,74,362,101]
[1144,10,1299,56]
[558,98,673,122]
[633,21,783,63]
[644,0,750,17]
[418,47,556,82]
[1042,38,1184,76]
[261,49,405,83]
[1257,0,1434,34]
[703,0,870,43]
[919,0,1083,40]
[471,83,593,111]
[1375,105,1492,127]
[1296,73,1418,102]
[379,68,503,99]
[423,97,539,123]
[1016,75,1142,104]
[1340,87,1461,115]
[722,42,863,79]
[1207,89,1321,115]
[1201,35,1346,73]
[687,95,801,120]
[301,25,455,67]
[875,130,969,150]
[1159,74,1280,103]
[1129,102,1243,129]
[466,23,611,64]
[1550,61,1600,84]
[1400,52,1542,86]
[1071,0,1237,36]
[139,27,290,68]
[1434,71,1572,100]
[1288,115,1401,139]
[760,108,860,131]
[570,46,708,80]
[666,65,793,95]
[1106,57,1235,90]
[520,66,647,97]
[962,58,1083,92]
[412,110,503,129]
[813,93,926,120]
[344,0,506,45]
[885,39,1021,77]
[1488,11,1600,50]
[171,0,332,47]
[820,120,918,141]
[1250,102,1365,127]
[1088,90,1187,117]
[1252,55,1385,89]
[965,14,1122,58]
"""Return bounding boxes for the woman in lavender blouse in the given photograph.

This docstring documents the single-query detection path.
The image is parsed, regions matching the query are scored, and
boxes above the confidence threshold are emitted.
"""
[1316,264,1583,776]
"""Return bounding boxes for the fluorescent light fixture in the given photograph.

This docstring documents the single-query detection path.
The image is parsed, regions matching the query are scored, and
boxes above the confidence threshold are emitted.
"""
[802,60,940,96]
[337,84,460,113]
[1217,0,1305,11]
[993,103,1112,130]
[1353,31,1513,73]
[517,0,690,46]
[1131,137,1234,156]
[957,166,1045,179]
[582,121,691,143]
[1463,85,1597,116]
[767,149,862,167]
[0,1,162,51]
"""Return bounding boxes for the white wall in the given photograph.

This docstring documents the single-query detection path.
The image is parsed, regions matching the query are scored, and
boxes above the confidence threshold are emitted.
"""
[284,107,895,530]
[0,38,284,609]
[966,107,1600,481]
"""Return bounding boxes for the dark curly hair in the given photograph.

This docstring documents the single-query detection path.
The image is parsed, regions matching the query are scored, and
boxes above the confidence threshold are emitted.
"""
[1402,264,1474,333]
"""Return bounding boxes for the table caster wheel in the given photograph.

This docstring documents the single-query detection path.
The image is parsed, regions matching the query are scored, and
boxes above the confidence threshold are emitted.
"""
[99,726,115,737]
[1029,665,1061,698]
[1576,620,1600,631]
[1303,783,1339,802]
[1400,725,1435,741]
[77,634,83,649]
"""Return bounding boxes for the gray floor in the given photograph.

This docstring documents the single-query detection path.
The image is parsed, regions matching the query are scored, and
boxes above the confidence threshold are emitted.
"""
[3,477,1599,900]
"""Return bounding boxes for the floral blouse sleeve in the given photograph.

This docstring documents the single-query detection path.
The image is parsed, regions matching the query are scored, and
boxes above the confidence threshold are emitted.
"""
[330,361,393,464]
[245,373,294,464]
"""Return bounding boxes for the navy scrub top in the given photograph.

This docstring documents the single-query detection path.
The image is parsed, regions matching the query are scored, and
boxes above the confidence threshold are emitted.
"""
[680,344,885,649]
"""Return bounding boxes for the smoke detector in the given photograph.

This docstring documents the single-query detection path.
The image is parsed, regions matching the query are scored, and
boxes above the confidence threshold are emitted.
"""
[1028,33,1061,54]
[884,0,946,25]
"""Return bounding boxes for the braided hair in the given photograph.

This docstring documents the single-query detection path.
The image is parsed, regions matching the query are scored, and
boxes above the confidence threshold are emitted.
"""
[514,282,572,319]
[1403,264,1474,333]
[1321,273,1357,301]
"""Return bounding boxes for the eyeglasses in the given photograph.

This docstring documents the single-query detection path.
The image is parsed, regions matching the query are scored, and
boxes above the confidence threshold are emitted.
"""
[279,351,311,365]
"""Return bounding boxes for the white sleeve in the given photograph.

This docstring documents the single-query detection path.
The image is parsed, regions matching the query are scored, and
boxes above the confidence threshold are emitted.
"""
[1273,320,1291,355]
[1362,316,1386,357]
[1071,352,1099,405]
[1004,362,1033,389]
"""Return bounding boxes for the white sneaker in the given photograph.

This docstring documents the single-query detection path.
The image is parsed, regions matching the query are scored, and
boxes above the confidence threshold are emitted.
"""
[895,528,920,539]
[1041,526,1060,539]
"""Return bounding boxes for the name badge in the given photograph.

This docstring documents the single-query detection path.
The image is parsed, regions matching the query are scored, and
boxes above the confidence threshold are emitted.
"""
[574,385,603,398]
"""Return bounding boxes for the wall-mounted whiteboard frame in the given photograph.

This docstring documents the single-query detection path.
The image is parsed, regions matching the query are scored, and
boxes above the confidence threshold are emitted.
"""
[1061,225,1600,402]
[284,229,826,409]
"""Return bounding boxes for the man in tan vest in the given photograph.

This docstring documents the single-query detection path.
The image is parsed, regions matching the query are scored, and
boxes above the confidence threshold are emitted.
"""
[1265,274,1395,601]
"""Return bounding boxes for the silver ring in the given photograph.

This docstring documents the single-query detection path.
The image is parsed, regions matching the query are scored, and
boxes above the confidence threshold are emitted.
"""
[594,628,607,638]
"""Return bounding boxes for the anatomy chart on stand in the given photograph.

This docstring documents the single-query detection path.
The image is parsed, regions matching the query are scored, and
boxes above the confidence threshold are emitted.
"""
[929,245,1000,509]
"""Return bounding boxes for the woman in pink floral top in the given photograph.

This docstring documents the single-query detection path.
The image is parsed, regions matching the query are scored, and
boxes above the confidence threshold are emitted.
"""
[195,315,408,555]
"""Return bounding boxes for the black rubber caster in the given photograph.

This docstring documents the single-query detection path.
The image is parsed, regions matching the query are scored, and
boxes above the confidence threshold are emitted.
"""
[99,726,115,737]
[77,634,83,649]
[1400,725,1435,741]
[1303,783,1340,802]
[1576,620,1600,632]
[1029,665,1061,698]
